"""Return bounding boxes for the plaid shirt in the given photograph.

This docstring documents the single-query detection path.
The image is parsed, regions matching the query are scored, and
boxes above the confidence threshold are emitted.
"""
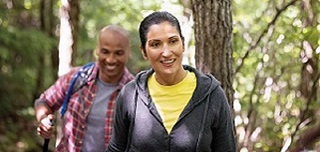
[35,62,134,152]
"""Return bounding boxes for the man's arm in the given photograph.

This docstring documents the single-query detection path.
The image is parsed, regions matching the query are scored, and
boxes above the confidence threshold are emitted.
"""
[34,100,53,122]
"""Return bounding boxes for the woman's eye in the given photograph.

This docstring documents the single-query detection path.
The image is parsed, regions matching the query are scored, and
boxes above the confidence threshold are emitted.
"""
[150,42,160,48]
[170,39,178,44]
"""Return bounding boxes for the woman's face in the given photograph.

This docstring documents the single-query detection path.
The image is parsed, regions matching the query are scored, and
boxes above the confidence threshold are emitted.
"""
[142,22,184,76]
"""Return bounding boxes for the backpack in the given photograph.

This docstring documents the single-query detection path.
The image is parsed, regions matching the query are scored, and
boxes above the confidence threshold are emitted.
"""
[60,62,95,117]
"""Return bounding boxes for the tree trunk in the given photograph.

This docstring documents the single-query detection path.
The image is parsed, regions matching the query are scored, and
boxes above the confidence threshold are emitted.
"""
[47,0,59,80]
[33,0,57,101]
[190,0,236,147]
[70,0,80,64]
[58,0,79,76]
[191,0,234,114]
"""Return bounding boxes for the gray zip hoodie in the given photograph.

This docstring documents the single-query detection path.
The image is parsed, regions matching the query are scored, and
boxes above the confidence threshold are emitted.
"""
[107,65,236,152]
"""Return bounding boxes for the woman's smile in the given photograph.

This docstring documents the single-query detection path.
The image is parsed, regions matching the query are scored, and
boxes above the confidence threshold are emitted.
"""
[161,59,175,65]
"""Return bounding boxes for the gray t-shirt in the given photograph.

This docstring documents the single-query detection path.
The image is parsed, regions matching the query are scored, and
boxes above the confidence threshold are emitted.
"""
[81,78,117,152]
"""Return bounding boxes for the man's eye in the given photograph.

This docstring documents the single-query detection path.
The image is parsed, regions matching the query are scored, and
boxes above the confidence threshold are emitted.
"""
[101,49,108,54]
[116,51,125,56]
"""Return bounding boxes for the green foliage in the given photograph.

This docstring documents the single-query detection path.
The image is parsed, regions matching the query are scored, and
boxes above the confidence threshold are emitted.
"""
[0,23,55,151]
[0,26,55,116]
[76,0,161,73]
[0,27,54,64]
[233,0,320,151]
[0,107,41,152]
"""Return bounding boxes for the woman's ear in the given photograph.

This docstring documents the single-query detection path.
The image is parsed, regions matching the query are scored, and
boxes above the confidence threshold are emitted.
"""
[140,46,148,60]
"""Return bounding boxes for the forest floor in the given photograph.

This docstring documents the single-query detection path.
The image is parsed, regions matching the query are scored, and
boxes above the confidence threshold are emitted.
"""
[0,109,53,152]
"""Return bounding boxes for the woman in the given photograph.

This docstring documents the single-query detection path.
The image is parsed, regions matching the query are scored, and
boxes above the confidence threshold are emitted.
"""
[107,11,236,152]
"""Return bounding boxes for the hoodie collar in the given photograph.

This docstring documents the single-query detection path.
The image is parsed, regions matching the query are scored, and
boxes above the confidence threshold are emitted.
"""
[135,65,221,108]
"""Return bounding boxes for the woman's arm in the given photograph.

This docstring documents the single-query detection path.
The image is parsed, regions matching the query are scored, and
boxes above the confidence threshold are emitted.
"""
[211,87,236,152]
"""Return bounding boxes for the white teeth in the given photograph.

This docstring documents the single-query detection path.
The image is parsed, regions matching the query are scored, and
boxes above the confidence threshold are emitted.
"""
[106,65,116,70]
[162,59,174,64]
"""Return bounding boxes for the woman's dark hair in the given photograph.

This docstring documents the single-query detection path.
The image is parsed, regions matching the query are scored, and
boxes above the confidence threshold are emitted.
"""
[139,11,185,54]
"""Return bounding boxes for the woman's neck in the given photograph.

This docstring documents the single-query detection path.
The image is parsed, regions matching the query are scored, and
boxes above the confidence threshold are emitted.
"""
[154,68,187,86]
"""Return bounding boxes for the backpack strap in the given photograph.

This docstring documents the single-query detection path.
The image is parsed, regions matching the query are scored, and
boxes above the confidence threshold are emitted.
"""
[60,62,95,117]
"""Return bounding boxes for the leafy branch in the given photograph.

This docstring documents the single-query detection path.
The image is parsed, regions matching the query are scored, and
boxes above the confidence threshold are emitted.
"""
[235,0,300,73]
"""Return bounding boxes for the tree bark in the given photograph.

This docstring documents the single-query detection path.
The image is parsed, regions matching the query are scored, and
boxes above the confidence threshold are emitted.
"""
[191,0,234,115]
[290,123,320,152]
[58,0,79,76]
[69,0,80,63]
[191,0,235,146]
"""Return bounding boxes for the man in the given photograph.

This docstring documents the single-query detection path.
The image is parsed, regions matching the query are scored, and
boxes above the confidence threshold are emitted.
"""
[34,25,134,152]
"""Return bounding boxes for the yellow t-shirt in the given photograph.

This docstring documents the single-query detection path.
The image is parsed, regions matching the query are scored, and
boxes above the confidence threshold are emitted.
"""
[148,71,196,134]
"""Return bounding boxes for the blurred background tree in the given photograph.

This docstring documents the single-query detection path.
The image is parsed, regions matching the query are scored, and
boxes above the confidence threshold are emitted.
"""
[232,0,319,151]
[0,0,319,151]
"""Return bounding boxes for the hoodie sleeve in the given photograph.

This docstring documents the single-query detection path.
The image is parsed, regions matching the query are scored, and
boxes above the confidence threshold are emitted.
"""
[210,86,237,152]
[107,81,136,152]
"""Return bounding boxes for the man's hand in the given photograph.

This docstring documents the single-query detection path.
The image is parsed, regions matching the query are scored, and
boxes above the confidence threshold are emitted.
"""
[37,114,55,139]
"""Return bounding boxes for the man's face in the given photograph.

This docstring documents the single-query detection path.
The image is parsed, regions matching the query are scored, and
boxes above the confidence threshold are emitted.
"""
[96,30,131,83]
